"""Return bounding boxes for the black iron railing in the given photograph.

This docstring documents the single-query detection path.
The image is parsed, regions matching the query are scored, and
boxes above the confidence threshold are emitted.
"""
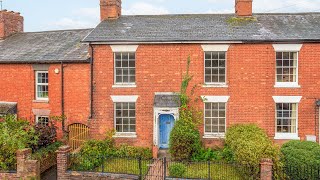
[275,165,320,180]
[68,154,261,180]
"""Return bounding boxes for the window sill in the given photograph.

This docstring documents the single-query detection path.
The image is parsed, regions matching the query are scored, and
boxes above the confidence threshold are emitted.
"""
[112,84,137,88]
[33,100,49,103]
[113,133,137,138]
[202,84,228,88]
[203,134,225,139]
[274,133,300,140]
[274,83,300,88]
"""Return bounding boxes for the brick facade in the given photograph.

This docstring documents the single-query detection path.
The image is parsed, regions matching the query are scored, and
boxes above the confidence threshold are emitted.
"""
[0,63,90,137]
[90,43,320,149]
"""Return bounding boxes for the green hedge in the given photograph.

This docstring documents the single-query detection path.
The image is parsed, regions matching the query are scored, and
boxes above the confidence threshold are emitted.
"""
[0,115,38,171]
[281,140,320,179]
[225,124,283,179]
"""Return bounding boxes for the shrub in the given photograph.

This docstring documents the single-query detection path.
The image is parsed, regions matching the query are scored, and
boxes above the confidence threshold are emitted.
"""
[31,121,57,152]
[169,119,202,161]
[114,144,152,159]
[281,140,320,179]
[32,141,63,160]
[0,115,38,170]
[73,131,152,171]
[169,163,187,178]
[76,139,115,170]
[192,148,222,162]
[221,146,235,163]
[225,124,283,179]
[192,146,235,162]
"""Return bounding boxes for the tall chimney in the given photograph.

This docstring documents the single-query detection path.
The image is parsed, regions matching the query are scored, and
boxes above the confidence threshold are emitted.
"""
[0,10,24,39]
[235,0,253,17]
[100,0,121,21]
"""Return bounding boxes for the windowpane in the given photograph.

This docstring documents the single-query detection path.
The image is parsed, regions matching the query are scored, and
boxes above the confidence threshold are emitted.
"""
[276,52,298,83]
[204,102,226,134]
[115,102,136,133]
[204,51,226,83]
[37,116,49,126]
[114,52,136,84]
[276,103,297,134]
[36,71,49,99]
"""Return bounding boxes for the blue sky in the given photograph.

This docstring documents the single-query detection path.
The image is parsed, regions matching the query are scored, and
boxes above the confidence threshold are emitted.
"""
[3,0,320,32]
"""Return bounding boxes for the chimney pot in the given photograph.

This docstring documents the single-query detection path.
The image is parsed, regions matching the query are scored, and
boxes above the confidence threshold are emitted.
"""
[235,0,253,17]
[100,0,122,21]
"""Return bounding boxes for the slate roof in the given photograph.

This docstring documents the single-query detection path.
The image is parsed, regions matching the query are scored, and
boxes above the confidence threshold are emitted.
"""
[154,94,180,108]
[83,13,320,43]
[0,29,93,63]
[0,102,17,115]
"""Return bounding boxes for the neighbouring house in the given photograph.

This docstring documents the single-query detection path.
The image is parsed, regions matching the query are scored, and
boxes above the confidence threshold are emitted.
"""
[0,10,92,138]
[1,0,320,157]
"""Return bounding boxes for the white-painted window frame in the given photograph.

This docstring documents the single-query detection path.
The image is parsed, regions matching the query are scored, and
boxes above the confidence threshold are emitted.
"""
[202,45,229,87]
[111,95,138,138]
[273,44,302,88]
[272,96,301,140]
[35,71,49,101]
[36,115,49,126]
[201,96,230,138]
[111,45,138,88]
[113,52,136,86]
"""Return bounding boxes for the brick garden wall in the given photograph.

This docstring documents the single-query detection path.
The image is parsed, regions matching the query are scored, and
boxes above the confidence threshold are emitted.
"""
[90,43,320,148]
[0,63,90,137]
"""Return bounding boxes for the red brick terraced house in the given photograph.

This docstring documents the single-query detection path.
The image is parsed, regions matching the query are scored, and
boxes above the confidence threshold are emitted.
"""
[1,0,320,157]
[0,10,92,138]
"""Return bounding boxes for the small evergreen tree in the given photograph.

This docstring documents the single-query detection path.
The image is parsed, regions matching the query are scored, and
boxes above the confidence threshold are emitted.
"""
[169,56,202,161]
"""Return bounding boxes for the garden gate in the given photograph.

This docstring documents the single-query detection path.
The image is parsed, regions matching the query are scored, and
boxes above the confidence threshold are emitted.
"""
[68,123,89,151]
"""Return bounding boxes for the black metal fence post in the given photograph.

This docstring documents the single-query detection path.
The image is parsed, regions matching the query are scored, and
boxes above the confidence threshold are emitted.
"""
[138,157,142,180]
[208,161,211,180]
[101,156,105,173]
[163,157,167,180]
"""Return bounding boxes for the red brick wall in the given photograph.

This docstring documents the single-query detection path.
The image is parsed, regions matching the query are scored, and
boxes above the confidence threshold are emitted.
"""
[91,43,320,148]
[0,63,90,137]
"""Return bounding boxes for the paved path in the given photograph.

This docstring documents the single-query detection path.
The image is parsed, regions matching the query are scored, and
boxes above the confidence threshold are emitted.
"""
[145,159,166,180]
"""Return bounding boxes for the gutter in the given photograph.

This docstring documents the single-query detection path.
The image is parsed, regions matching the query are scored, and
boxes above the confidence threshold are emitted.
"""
[82,39,320,45]
[0,60,90,64]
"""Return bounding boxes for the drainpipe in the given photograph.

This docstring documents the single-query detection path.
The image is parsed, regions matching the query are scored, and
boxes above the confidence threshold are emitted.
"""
[316,100,320,143]
[89,44,94,119]
[61,61,66,136]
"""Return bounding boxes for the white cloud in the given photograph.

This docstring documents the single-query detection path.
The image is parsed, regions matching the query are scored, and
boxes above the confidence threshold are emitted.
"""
[123,2,170,15]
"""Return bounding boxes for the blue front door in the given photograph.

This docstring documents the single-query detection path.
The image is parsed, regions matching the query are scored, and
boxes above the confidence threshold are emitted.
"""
[159,114,175,149]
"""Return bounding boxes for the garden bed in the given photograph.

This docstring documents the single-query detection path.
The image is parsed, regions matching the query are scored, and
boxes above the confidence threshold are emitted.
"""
[69,155,152,176]
[168,161,246,180]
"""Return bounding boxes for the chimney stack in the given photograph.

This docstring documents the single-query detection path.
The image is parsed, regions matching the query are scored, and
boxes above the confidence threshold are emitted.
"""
[0,10,23,39]
[100,0,121,21]
[235,0,253,17]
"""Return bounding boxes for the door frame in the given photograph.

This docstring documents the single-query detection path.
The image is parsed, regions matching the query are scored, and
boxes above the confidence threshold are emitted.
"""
[153,107,179,147]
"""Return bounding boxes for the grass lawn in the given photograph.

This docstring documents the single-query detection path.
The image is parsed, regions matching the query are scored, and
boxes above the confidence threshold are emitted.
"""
[96,158,152,176]
[170,162,246,180]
